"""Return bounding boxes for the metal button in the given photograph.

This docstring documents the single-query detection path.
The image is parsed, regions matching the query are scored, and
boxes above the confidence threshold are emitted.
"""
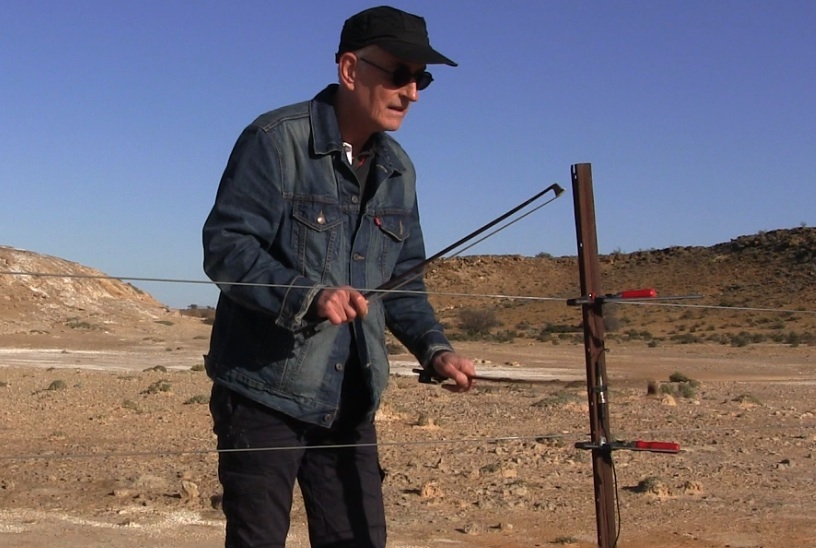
[317,212,326,225]
[351,195,359,204]
[363,362,371,369]
[335,362,344,371]
[353,253,365,261]
[323,413,334,423]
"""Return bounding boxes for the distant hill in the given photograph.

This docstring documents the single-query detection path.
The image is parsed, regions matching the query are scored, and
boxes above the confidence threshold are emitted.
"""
[0,245,179,339]
[425,227,816,345]
[3,227,815,346]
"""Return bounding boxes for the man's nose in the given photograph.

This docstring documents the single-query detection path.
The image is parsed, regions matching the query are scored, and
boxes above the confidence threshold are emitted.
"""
[402,81,419,102]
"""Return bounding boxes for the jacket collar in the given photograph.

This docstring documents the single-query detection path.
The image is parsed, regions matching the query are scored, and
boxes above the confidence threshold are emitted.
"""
[310,85,406,174]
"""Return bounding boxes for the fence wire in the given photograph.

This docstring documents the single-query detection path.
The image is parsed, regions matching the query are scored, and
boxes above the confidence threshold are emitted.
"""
[1,268,815,461]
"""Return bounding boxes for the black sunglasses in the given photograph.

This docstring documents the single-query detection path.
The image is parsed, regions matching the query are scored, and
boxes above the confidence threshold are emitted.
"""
[359,58,434,91]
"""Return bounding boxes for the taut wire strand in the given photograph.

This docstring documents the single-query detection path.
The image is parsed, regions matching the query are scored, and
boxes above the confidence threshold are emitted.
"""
[0,433,570,462]
[2,421,813,462]
[3,270,816,315]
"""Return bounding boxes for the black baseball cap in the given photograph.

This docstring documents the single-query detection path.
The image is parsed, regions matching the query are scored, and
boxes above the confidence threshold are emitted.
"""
[336,5,457,67]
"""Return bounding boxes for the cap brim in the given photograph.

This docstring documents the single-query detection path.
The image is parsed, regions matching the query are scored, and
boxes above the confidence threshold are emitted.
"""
[377,39,457,67]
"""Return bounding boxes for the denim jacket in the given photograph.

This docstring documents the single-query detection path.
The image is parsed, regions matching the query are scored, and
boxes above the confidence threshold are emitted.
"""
[203,85,453,427]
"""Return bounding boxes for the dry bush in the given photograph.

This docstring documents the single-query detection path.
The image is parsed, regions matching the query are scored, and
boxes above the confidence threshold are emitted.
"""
[457,307,500,338]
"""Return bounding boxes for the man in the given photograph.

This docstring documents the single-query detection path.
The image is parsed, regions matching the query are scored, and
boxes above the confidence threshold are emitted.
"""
[202,6,475,547]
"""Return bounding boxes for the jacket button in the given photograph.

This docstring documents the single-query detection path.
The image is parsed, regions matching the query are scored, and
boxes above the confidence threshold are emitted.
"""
[335,362,344,371]
[353,253,365,261]
[363,362,371,369]
[324,413,333,423]
[351,195,359,204]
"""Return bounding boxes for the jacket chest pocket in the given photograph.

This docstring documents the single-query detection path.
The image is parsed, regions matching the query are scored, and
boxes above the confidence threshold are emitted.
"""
[291,201,343,280]
[373,212,411,278]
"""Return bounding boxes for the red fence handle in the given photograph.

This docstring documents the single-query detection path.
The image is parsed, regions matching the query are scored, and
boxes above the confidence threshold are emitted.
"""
[618,288,657,299]
[634,440,680,452]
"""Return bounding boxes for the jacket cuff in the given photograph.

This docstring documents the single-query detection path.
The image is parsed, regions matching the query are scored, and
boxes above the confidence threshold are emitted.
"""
[276,277,325,330]
[420,331,455,377]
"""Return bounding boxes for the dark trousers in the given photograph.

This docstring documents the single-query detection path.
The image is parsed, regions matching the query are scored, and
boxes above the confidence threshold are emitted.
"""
[210,383,386,548]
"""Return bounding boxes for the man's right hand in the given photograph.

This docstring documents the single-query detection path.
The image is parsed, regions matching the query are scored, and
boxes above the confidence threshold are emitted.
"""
[312,286,368,325]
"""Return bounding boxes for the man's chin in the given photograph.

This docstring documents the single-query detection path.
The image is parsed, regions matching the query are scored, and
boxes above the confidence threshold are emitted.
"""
[382,120,404,132]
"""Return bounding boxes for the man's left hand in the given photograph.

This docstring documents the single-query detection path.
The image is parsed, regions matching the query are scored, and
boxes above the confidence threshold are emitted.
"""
[431,351,476,392]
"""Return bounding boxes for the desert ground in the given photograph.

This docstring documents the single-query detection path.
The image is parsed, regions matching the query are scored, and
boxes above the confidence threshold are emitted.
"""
[2,234,816,547]
[1,323,814,548]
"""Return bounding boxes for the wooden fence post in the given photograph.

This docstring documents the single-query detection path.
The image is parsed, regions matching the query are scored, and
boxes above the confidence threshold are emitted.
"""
[571,163,617,547]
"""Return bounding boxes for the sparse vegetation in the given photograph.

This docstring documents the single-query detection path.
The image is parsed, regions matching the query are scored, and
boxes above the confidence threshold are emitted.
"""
[660,372,699,399]
[46,380,68,391]
[415,412,434,426]
[180,305,216,325]
[493,329,517,343]
[668,372,690,383]
[457,307,501,339]
[678,383,697,399]
[733,393,762,405]
[633,476,664,494]
[122,399,141,412]
[65,318,97,330]
[143,380,172,394]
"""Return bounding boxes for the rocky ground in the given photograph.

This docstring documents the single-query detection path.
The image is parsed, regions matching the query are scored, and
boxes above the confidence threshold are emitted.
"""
[1,331,814,548]
[2,229,816,546]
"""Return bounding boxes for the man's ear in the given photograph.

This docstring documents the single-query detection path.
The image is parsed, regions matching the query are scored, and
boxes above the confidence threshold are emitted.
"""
[338,52,358,90]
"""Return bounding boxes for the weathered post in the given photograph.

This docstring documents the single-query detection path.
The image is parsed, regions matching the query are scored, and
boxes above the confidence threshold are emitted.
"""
[571,163,617,547]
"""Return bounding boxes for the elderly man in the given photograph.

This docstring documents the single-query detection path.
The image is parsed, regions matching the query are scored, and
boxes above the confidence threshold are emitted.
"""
[202,6,475,547]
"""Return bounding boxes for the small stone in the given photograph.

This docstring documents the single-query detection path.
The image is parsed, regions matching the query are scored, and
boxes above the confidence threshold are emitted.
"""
[513,485,529,497]
[460,521,484,535]
[181,480,199,500]
[661,394,677,406]
[420,481,443,499]
[500,467,518,478]
[682,480,704,496]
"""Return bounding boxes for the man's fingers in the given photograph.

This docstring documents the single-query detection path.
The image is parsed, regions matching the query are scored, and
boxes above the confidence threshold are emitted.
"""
[352,293,369,317]
[441,370,473,392]
[318,287,368,324]
[435,357,475,392]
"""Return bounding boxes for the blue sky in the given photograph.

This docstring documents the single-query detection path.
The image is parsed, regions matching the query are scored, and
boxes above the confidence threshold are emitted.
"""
[2,1,814,308]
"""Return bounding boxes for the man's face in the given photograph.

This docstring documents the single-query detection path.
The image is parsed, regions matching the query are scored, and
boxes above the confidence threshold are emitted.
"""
[349,48,423,134]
